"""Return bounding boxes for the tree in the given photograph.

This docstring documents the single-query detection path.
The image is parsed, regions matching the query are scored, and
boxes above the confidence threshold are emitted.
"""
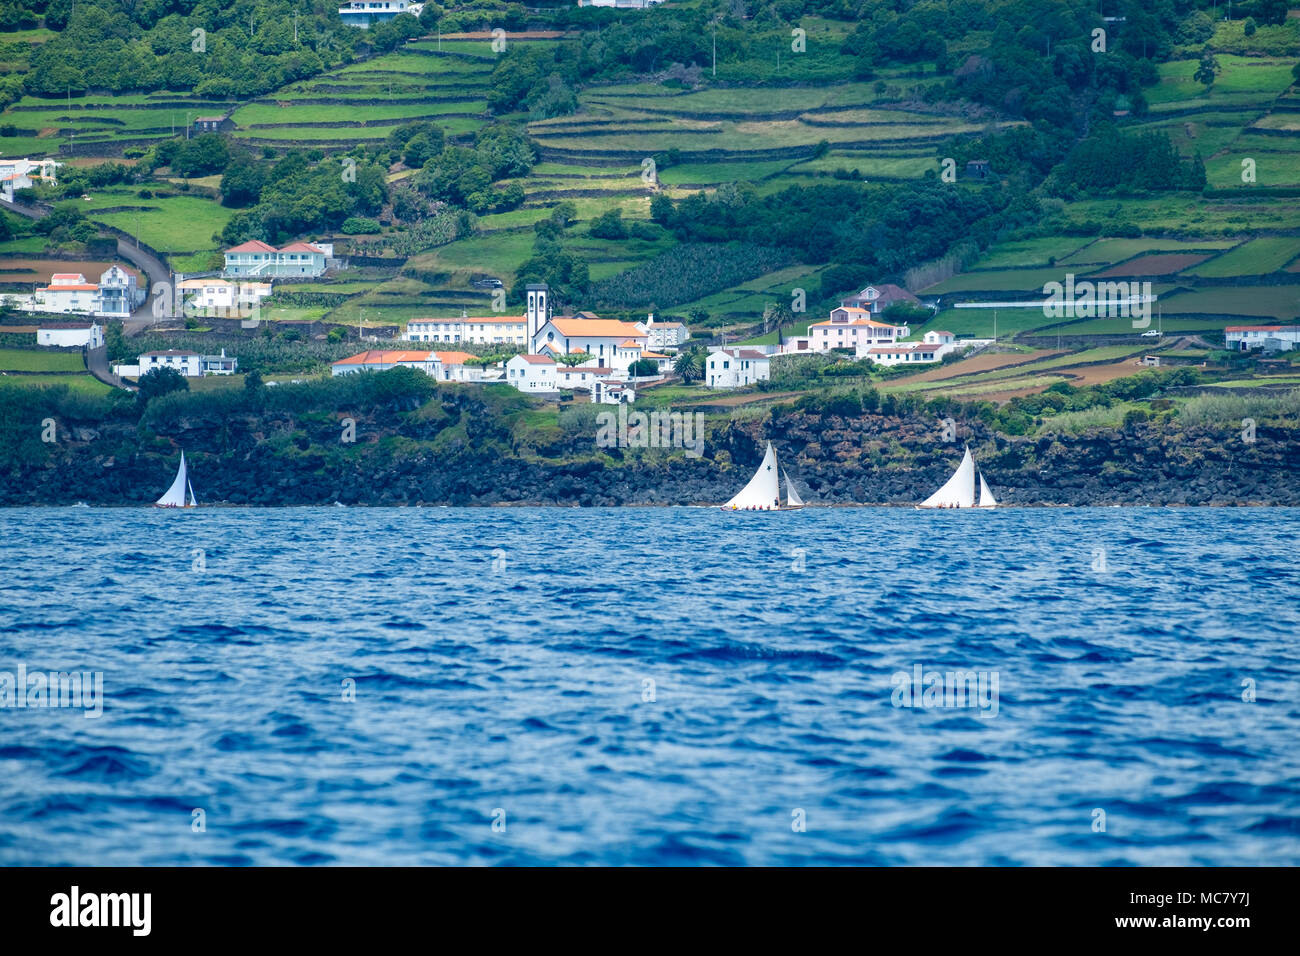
[628,358,660,377]
[588,208,627,240]
[136,366,188,407]
[763,301,793,339]
[556,353,587,367]
[1193,48,1219,93]
[673,347,703,383]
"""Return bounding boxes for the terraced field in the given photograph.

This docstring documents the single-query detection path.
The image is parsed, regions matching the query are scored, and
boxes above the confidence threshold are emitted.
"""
[227,42,499,148]
[0,91,239,155]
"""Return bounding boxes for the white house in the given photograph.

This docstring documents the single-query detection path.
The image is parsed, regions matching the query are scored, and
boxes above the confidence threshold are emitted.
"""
[332,349,441,377]
[1225,325,1300,351]
[862,343,942,367]
[223,240,330,278]
[329,349,487,382]
[593,380,635,404]
[810,306,910,354]
[0,158,59,202]
[33,273,99,315]
[639,350,674,375]
[137,350,202,377]
[30,269,144,318]
[554,364,615,391]
[96,265,144,317]
[705,348,771,388]
[36,321,103,349]
[405,315,528,346]
[178,278,272,312]
[840,283,922,315]
[636,314,689,351]
[922,329,956,348]
[339,0,421,27]
[505,354,557,392]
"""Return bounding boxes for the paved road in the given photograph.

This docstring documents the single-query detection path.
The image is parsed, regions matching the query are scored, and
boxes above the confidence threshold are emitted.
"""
[0,198,174,333]
[85,343,132,391]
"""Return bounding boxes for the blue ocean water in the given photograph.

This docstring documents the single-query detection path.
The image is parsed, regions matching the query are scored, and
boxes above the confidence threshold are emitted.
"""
[1,506,1298,866]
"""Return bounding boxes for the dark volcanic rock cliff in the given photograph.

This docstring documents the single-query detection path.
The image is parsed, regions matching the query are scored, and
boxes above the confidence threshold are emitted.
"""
[2,386,1296,506]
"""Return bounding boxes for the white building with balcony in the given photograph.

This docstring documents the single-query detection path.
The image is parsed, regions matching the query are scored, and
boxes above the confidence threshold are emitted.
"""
[809,306,910,353]
[339,0,421,27]
[0,157,60,202]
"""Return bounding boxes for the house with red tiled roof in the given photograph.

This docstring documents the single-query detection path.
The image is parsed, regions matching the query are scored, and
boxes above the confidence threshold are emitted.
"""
[0,157,59,202]
[863,343,941,367]
[840,283,921,314]
[223,240,333,278]
[505,353,557,392]
[329,349,491,383]
[331,349,438,377]
[30,267,144,319]
[809,304,910,354]
[705,347,770,389]
[1225,325,1300,352]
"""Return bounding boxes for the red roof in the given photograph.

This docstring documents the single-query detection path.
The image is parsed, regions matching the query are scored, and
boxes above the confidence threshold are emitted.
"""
[226,240,277,253]
[38,284,97,292]
[1225,325,1298,332]
[517,354,556,365]
[279,241,325,254]
[413,315,522,324]
[434,351,474,365]
[332,350,433,366]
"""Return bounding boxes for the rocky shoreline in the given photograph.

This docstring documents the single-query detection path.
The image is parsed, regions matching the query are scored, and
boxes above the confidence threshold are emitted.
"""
[3,399,1297,507]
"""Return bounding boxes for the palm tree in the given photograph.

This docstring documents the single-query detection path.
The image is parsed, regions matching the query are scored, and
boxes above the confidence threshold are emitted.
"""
[674,347,703,383]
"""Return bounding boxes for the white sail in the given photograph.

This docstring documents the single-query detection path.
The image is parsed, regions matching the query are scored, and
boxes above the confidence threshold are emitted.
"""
[187,478,198,508]
[155,452,190,508]
[919,447,976,508]
[783,470,804,508]
[722,442,781,510]
[978,470,997,508]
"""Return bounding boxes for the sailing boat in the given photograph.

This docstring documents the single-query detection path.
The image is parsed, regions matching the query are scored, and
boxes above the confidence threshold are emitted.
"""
[917,446,997,509]
[155,451,198,508]
[721,442,805,511]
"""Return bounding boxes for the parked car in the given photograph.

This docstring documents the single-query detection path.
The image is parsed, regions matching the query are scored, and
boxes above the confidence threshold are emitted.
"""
[1140,329,1162,337]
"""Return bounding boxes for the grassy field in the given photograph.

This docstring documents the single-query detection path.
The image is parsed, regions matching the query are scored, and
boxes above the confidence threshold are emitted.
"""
[80,189,235,255]
[1185,237,1300,277]
[0,348,84,372]
[0,372,112,394]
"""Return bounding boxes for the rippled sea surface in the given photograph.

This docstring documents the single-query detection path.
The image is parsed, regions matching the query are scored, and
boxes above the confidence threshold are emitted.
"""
[1,506,1298,866]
